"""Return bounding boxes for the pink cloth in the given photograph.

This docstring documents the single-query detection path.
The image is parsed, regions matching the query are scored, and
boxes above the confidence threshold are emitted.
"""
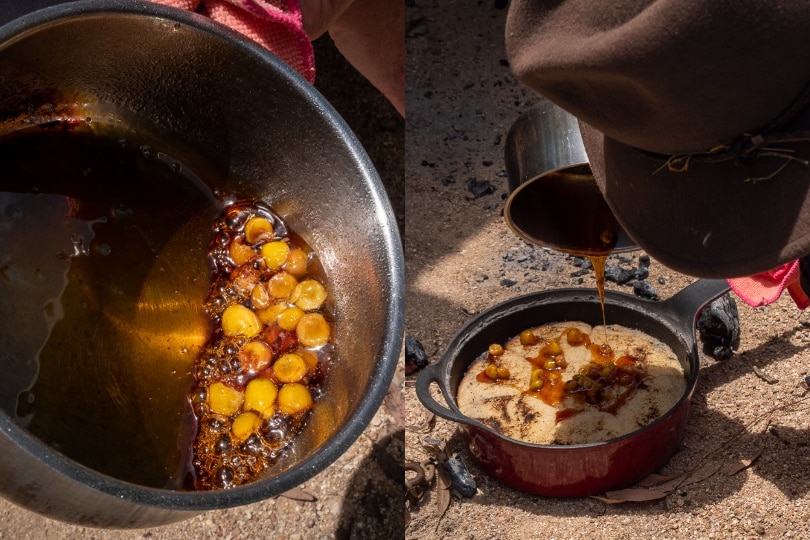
[727,260,810,309]
[152,0,315,83]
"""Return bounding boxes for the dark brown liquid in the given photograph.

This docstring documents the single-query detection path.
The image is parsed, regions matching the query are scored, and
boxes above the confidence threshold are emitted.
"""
[507,165,625,256]
[0,123,223,488]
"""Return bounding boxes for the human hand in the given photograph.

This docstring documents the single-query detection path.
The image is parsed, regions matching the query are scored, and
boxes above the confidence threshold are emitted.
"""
[299,0,405,116]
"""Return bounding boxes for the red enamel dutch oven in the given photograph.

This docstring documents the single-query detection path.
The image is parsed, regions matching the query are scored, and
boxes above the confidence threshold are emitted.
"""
[416,279,729,496]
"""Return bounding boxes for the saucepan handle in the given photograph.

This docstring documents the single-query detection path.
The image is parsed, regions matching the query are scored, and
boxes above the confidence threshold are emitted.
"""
[415,362,468,423]
[661,278,731,333]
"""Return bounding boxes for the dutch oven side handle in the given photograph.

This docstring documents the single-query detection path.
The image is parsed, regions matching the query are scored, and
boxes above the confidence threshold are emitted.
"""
[660,278,732,335]
[415,363,469,424]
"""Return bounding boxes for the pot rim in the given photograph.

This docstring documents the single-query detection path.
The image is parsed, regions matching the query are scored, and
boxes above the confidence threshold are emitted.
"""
[0,0,404,512]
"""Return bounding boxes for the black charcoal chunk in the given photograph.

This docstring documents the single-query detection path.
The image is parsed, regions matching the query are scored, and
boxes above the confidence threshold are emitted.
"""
[633,280,659,300]
[697,294,740,360]
[443,455,477,498]
[466,178,496,199]
[405,336,429,375]
[605,264,635,285]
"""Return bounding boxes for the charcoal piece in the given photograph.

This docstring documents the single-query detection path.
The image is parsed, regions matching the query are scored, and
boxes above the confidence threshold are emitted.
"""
[405,336,429,375]
[570,257,592,269]
[697,294,740,360]
[633,280,659,300]
[443,455,477,498]
[633,265,650,281]
[605,264,635,285]
[635,254,651,280]
[466,178,496,199]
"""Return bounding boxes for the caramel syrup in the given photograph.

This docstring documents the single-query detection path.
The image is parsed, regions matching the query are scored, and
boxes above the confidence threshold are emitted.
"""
[2,124,221,489]
[589,255,609,343]
[521,328,646,421]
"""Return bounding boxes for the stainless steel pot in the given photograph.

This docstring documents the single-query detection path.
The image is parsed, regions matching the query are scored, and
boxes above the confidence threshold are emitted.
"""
[504,100,637,256]
[0,1,403,528]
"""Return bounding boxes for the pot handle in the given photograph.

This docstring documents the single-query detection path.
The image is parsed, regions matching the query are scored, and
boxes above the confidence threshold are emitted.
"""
[661,278,731,331]
[415,362,469,424]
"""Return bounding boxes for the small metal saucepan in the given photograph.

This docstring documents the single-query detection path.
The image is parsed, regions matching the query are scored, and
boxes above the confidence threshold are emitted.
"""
[416,279,729,496]
[503,100,637,256]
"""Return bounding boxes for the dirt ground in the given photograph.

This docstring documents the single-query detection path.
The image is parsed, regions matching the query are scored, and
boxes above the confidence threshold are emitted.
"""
[404,1,810,539]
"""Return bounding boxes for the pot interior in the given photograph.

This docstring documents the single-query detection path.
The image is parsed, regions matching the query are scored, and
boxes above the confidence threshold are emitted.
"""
[0,2,402,510]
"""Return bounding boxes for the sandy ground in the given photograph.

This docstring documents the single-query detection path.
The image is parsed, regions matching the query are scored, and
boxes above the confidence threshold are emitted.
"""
[404,1,810,539]
[0,9,405,540]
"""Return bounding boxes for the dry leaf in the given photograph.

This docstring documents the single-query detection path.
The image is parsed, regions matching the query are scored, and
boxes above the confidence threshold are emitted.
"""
[594,461,726,503]
[593,487,670,503]
[639,471,690,494]
[636,473,677,487]
[280,487,316,502]
[436,465,451,521]
[405,462,426,490]
[421,435,445,454]
[423,461,436,484]
[722,445,764,476]
[648,460,723,494]
[681,460,725,487]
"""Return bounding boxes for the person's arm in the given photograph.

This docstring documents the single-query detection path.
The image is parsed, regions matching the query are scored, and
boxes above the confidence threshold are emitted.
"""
[300,0,405,116]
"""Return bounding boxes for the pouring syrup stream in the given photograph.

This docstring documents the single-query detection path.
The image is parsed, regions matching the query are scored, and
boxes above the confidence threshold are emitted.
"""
[589,255,609,343]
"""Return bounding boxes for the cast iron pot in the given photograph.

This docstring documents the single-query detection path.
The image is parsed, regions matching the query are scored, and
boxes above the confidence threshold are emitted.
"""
[416,279,729,496]
[0,0,403,528]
